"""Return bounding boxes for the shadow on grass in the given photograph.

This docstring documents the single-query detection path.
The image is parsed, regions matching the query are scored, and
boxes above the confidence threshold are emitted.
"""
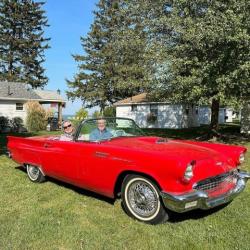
[167,204,230,223]
[15,165,230,223]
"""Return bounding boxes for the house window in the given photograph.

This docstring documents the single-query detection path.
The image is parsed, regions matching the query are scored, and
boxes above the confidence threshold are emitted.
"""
[150,104,158,116]
[131,105,138,112]
[16,103,23,111]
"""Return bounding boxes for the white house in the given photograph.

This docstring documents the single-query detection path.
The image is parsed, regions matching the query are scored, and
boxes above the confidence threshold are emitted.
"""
[114,93,235,129]
[198,106,234,124]
[0,81,66,125]
[114,93,200,129]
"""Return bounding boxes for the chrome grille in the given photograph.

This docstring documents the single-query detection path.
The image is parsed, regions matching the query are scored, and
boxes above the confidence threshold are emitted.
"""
[193,171,237,193]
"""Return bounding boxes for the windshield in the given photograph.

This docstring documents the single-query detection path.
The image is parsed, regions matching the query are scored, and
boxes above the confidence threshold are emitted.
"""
[76,117,144,142]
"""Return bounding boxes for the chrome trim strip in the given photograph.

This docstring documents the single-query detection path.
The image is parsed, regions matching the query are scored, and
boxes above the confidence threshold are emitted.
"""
[161,170,250,213]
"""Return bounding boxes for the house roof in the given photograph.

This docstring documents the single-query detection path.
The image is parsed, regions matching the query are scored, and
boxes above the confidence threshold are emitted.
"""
[114,93,168,105]
[0,81,65,103]
[114,93,148,105]
[34,90,64,102]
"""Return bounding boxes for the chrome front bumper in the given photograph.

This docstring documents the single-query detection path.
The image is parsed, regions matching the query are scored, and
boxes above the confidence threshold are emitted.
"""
[161,170,250,213]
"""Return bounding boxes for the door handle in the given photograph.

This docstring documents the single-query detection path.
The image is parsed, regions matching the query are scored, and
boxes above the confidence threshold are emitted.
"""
[44,143,52,148]
[95,151,109,158]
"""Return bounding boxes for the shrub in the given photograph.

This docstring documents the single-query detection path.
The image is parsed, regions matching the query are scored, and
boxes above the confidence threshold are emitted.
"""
[25,101,47,132]
[11,117,24,132]
[75,108,88,121]
[67,108,89,128]
[92,110,101,118]
[0,116,9,131]
[103,106,116,117]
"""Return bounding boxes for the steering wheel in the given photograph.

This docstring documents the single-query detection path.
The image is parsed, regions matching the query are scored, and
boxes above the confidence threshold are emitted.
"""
[115,129,126,137]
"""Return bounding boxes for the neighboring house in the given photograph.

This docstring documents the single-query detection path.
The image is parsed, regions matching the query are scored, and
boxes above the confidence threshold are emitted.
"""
[198,106,234,124]
[241,102,250,134]
[0,81,65,125]
[114,93,200,129]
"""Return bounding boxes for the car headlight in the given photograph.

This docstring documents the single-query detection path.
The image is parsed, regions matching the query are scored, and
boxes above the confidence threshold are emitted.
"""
[183,161,196,182]
[239,153,245,164]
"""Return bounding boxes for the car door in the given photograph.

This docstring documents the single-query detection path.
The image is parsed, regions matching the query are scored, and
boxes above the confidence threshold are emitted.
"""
[41,139,81,184]
[75,141,123,197]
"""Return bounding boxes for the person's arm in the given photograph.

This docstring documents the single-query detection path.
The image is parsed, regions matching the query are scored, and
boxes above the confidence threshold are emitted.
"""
[107,129,113,138]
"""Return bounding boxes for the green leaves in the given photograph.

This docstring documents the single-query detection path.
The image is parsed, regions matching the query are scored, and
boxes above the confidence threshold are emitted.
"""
[145,0,250,106]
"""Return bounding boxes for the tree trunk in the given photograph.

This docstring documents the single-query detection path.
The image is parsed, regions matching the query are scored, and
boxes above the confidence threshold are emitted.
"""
[210,98,220,131]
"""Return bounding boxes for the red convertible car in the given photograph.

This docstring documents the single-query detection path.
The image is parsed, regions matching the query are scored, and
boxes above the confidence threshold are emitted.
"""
[7,117,250,224]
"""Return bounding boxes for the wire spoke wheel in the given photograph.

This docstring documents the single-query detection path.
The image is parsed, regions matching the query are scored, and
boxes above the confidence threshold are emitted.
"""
[122,175,169,224]
[128,180,159,218]
[27,165,45,183]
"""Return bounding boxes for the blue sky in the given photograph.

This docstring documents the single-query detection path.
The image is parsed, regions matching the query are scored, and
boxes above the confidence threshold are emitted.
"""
[43,0,98,115]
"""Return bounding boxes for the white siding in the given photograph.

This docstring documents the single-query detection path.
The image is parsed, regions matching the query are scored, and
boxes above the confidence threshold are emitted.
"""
[198,106,227,124]
[0,100,27,123]
[116,104,200,129]
[225,108,233,123]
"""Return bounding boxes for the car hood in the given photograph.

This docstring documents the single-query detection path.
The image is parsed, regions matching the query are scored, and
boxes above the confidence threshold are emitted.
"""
[107,136,224,161]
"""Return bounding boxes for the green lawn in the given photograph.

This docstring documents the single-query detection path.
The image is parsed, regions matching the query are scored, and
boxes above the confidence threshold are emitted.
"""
[0,127,250,250]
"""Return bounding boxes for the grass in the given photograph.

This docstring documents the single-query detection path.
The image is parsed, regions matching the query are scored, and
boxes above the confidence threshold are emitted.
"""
[0,126,250,250]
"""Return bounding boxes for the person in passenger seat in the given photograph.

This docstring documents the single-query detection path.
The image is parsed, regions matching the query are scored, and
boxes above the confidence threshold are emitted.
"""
[59,121,75,141]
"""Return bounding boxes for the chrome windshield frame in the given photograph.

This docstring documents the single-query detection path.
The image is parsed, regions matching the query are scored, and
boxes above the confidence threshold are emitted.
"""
[74,117,145,142]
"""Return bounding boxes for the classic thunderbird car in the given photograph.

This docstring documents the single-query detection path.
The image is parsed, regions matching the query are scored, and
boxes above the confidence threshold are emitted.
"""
[7,117,250,224]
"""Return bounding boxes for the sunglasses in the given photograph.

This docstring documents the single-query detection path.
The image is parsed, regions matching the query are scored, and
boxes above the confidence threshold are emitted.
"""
[63,124,72,129]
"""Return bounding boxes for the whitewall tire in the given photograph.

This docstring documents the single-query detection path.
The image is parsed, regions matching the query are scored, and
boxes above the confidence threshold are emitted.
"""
[26,165,46,183]
[121,174,169,224]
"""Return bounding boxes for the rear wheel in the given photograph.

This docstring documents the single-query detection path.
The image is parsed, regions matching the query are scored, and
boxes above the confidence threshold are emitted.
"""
[26,165,45,183]
[121,174,169,224]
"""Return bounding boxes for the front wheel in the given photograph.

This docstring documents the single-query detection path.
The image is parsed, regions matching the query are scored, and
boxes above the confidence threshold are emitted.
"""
[121,174,169,224]
[26,165,46,183]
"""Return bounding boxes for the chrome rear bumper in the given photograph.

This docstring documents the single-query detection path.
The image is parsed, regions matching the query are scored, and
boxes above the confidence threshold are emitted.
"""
[161,170,250,213]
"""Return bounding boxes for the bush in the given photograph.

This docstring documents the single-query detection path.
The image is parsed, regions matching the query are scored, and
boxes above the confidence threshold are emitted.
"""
[75,108,88,121]
[10,117,24,132]
[0,116,9,131]
[25,101,47,132]
[92,106,116,119]
[66,108,89,128]
[103,106,116,117]
[92,110,101,118]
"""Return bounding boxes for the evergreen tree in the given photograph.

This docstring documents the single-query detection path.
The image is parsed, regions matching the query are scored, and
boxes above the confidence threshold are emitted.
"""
[67,0,150,111]
[0,0,50,88]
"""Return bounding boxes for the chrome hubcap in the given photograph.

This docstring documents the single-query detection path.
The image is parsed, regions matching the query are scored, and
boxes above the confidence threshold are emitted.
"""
[28,166,39,180]
[128,181,159,218]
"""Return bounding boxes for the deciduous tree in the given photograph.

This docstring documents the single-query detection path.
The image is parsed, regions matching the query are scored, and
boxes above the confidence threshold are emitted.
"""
[144,0,250,130]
